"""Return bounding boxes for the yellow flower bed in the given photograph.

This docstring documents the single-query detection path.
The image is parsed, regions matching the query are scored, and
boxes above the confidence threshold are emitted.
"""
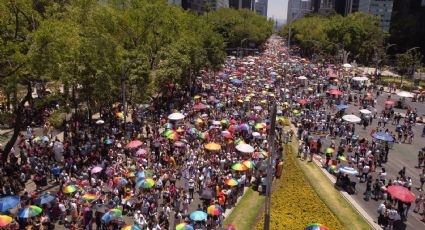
[255,144,345,230]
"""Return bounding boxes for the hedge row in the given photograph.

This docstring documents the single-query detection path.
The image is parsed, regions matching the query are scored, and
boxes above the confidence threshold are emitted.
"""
[255,144,345,230]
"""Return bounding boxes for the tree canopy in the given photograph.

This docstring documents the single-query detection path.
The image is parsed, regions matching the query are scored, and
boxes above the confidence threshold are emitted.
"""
[280,12,387,65]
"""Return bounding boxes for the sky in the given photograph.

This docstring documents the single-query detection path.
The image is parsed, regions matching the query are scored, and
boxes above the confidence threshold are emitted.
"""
[267,0,288,24]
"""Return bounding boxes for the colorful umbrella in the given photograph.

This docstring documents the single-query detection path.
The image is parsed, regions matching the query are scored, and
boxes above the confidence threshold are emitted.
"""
[33,136,49,142]
[124,172,136,178]
[187,127,198,135]
[324,147,334,154]
[189,211,208,221]
[104,139,113,145]
[238,123,250,131]
[242,160,255,169]
[101,208,122,222]
[17,206,42,218]
[231,163,249,171]
[63,185,79,193]
[113,177,128,185]
[254,123,266,130]
[305,223,329,230]
[136,170,154,178]
[34,194,55,205]
[222,131,233,139]
[0,196,20,212]
[82,194,98,202]
[91,166,103,174]
[176,222,194,230]
[116,112,124,118]
[198,132,210,140]
[122,224,141,230]
[136,178,155,188]
[166,132,179,140]
[327,89,343,95]
[224,178,239,187]
[386,185,416,203]
[252,150,269,159]
[205,142,221,151]
[0,215,13,227]
[384,100,395,105]
[126,140,143,148]
[135,149,147,156]
[207,204,224,216]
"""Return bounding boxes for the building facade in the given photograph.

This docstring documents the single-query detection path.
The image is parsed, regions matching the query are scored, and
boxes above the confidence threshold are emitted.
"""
[357,0,394,31]
[229,0,254,10]
[255,0,268,16]
[182,0,229,13]
[287,0,313,23]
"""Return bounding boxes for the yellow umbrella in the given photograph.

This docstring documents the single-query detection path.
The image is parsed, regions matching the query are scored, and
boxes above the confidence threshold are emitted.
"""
[205,142,221,151]
[194,95,201,99]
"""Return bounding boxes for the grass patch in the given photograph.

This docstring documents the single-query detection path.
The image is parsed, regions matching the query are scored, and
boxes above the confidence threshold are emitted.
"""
[224,187,265,230]
[380,76,424,91]
[290,140,372,230]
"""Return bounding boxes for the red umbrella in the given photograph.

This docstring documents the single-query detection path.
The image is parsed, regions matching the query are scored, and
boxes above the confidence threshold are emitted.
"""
[297,99,308,105]
[384,100,395,105]
[193,103,207,110]
[233,71,243,76]
[327,89,343,95]
[126,140,143,148]
[386,185,415,203]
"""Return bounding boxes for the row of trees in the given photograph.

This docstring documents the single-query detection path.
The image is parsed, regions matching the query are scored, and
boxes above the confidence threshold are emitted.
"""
[280,13,386,65]
[0,0,272,159]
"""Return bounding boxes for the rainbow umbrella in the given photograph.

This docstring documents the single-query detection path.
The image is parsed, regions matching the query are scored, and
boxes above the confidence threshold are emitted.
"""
[224,178,239,187]
[63,185,78,193]
[176,222,194,230]
[166,132,179,140]
[82,194,98,202]
[17,205,42,218]
[113,177,128,185]
[136,178,155,188]
[231,163,248,171]
[205,142,221,151]
[162,129,175,137]
[0,196,20,212]
[254,123,266,130]
[116,112,124,118]
[238,123,250,131]
[136,170,154,178]
[198,132,210,140]
[124,172,136,178]
[33,136,49,142]
[242,160,255,169]
[101,208,122,222]
[186,128,198,135]
[0,215,13,227]
[122,224,141,230]
[305,223,329,230]
[324,147,334,154]
[207,204,224,216]
[317,133,329,139]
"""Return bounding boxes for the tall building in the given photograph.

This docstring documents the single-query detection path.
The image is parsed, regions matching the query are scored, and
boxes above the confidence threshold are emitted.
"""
[255,0,268,16]
[312,0,334,13]
[357,0,394,31]
[287,0,313,23]
[182,0,229,14]
[334,0,360,16]
[229,0,254,10]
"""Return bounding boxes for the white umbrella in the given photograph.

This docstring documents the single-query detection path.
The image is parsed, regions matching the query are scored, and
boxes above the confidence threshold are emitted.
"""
[235,144,255,153]
[297,76,307,80]
[359,109,372,114]
[338,166,358,175]
[342,114,361,123]
[252,132,261,138]
[342,63,352,68]
[352,76,369,81]
[168,112,185,121]
[96,120,105,125]
[212,120,221,126]
[396,91,414,98]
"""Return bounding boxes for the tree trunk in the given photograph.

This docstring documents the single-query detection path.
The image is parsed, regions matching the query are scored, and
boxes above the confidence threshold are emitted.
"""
[1,82,32,163]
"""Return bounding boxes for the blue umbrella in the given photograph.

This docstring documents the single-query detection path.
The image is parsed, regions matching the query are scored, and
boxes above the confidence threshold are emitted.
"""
[372,132,394,142]
[230,79,242,85]
[336,104,349,110]
[0,196,20,212]
[34,194,56,205]
[51,167,61,175]
[189,211,208,221]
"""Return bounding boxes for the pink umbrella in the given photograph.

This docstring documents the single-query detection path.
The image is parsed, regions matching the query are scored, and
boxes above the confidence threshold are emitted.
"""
[126,140,143,148]
[297,99,308,105]
[193,103,208,110]
[328,73,338,78]
[91,166,103,174]
[135,149,147,156]
[327,89,343,95]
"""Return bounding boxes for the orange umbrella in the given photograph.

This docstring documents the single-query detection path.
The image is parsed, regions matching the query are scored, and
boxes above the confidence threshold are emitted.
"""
[205,142,221,151]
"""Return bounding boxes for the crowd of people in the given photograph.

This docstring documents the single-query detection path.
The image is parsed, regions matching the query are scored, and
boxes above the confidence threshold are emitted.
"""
[1,34,425,230]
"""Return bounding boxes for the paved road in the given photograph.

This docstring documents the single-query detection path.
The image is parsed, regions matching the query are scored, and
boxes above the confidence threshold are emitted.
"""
[319,89,425,230]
